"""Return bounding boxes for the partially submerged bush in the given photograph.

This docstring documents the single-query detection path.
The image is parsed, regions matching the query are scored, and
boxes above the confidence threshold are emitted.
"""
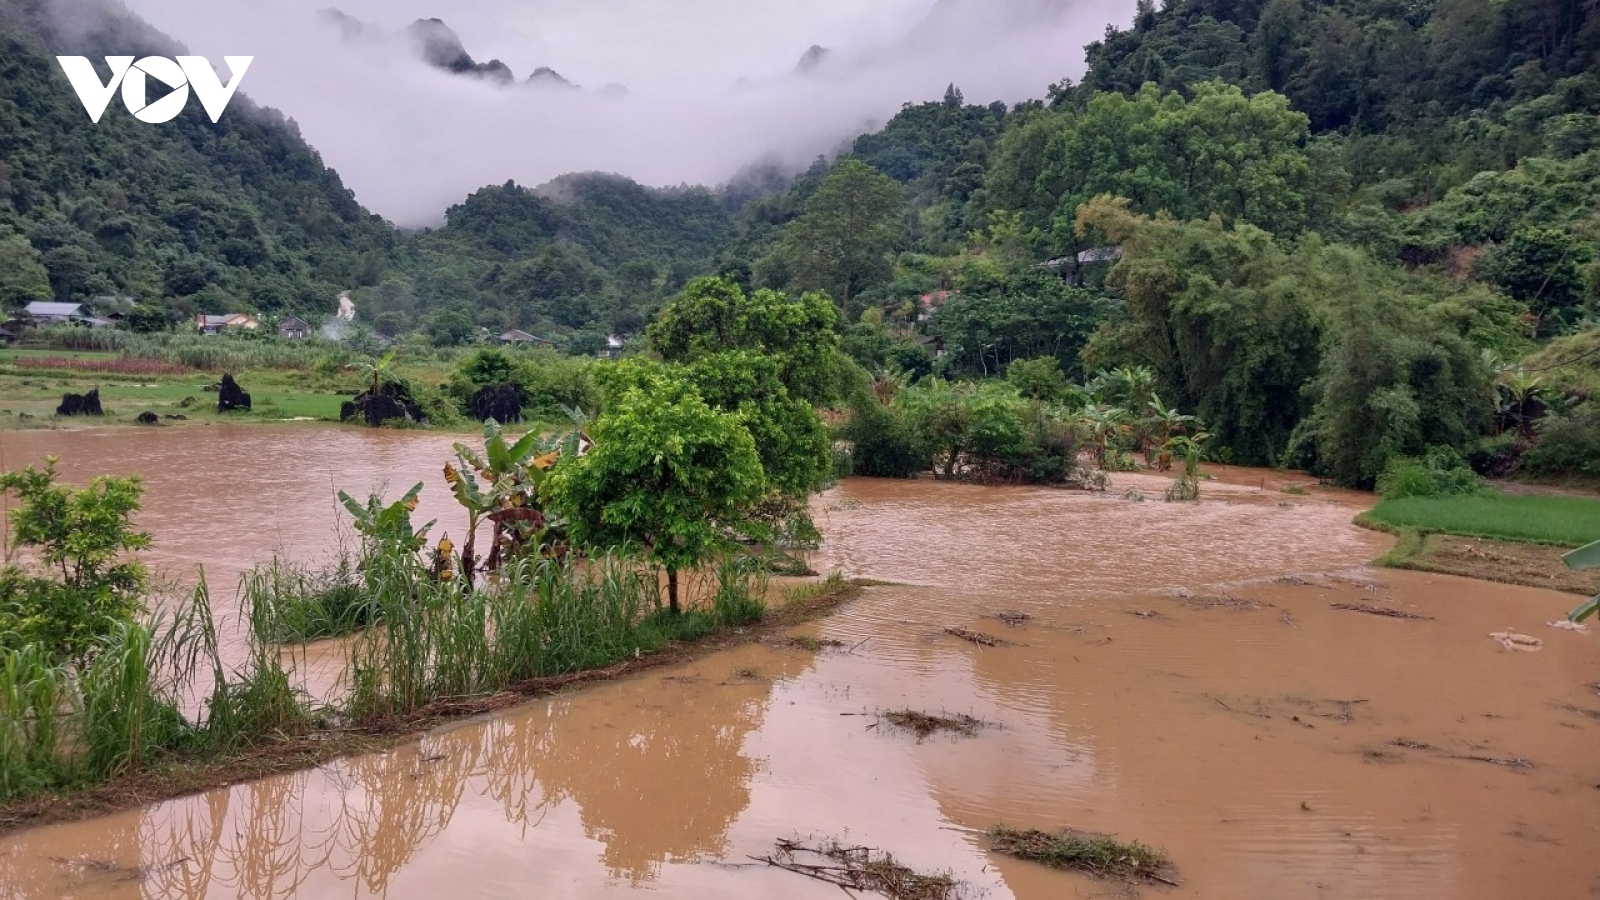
[0,460,150,666]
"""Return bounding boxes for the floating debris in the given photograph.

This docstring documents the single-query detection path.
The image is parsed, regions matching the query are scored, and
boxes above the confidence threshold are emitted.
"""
[988,827,1179,886]
[987,610,1033,627]
[1387,738,1534,769]
[1127,609,1163,620]
[944,627,1015,647]
[1181,592,1271,611]
[754,839,964,900]
[1332,603,1431,620]
[1547,619,1590,634]
[878,710,985,741]
[774,635,847,652]
[1489,629,1543,651]
[1555,703,1600,722]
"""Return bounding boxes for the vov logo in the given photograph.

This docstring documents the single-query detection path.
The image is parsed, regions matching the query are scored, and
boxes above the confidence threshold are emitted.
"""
[56,56,253,124]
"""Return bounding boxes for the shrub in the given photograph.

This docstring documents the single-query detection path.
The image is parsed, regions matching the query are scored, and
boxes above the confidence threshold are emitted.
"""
[1522,404,1600,478]
[1376,447,1484,499]
[0,460,150,666]
[838,394,928,478]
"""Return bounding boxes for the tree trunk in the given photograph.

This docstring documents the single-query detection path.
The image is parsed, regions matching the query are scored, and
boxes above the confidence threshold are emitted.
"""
[461,530,476,591]
[667,567,680,616]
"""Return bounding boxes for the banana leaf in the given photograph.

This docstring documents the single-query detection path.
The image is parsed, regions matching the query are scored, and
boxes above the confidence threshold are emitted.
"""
[1566,540,1600,623]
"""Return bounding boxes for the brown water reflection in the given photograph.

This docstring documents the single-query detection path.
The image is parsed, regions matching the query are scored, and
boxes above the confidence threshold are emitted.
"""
[0,430,1596,899]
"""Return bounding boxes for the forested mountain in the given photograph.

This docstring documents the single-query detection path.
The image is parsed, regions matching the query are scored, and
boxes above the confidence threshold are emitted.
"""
[360,174,737,348]
[0,0,395,324]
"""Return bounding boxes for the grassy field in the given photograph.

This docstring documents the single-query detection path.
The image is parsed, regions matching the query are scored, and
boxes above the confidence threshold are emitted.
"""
[0,347,463,430]
[1363,491,1600,547]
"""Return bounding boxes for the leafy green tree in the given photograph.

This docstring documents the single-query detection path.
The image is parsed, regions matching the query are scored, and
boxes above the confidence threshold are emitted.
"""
[0,231,51,308]
[986,82,1313,252]
[429,309,478,346]
[778,159,905,316]
[545,365,764,614]
[680,351,832,499]
[1076,196,1321,464]
[1474,226,1593,333]
[0,459,151,666]
[1005,357,1073,402]
[1291,291,1494,486]
[648,275,843,403]
[932,267,1111,378]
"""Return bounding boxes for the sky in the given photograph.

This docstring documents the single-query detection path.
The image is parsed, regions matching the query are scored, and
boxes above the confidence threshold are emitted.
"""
[113,0,1137,225]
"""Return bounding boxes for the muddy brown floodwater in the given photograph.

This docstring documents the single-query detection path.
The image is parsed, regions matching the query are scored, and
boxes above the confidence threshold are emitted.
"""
[1,427,1597,899]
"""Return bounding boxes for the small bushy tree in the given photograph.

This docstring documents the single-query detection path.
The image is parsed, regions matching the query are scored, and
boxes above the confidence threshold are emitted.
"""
[0,459,151,666]
[544,366,764,614]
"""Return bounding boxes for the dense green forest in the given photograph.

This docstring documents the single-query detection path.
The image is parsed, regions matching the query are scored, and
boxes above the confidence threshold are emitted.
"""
[3,0,1598,483]
[0,0,395,326]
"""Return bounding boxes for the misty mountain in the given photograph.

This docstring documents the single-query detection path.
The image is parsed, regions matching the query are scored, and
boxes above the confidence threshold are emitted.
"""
[318,9,516,84]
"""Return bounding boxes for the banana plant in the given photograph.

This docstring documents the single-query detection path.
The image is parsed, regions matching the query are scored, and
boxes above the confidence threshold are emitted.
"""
[348,349,397,397]
[336,482,433,555]
[1079,402,1131,470]
[1144,394,1199,468]
[1565,539,1600,623]
[446,414,592,587]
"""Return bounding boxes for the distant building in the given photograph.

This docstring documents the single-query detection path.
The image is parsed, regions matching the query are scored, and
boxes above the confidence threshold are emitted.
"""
[597,333,626,359]
[197,313,261,335]
[1076,246,1124,266]
[1045,246,1124,286]
[917,290,954,323]
[499,329,552,346]
[279,316,312,340]
[24,301,89,324]
[371,332,395,348]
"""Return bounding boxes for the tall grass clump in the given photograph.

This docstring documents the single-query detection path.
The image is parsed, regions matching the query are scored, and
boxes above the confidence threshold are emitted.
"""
[344,547,669,724]
[0,573,310,802]
[243,554,371,643]
[711,556,768,627]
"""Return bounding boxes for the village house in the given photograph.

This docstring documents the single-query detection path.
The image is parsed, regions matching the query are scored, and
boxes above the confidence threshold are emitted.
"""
[917,290,954,323]
[499,329,552,346]
[278,316,312,339]
[24,301,89,325]
[196,313,261,335]
[596,333,626,359]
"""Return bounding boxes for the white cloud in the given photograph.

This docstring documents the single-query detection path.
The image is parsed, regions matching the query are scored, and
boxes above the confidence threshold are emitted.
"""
[114,0,1135,225]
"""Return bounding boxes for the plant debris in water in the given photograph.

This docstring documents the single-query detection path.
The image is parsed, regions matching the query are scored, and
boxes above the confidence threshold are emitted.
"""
[988,827,1179,886]
[986,610,1033,627]
[775,634,847,652]
[1331,602,1431,620]
[878,709,985,741]
[1387,738,1534,769]
[754,838,964,900]
[1179,591,1271,611]
[944,627,1015,647]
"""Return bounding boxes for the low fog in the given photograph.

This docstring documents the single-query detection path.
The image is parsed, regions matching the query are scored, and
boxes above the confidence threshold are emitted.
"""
[115,0,1136,226]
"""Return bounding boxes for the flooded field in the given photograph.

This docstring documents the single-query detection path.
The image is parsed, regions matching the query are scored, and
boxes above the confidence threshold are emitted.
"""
[1,428,1597,899]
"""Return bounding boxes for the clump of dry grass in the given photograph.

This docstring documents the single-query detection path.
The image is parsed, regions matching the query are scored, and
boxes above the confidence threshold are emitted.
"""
[988,827,1177,885]
[756,838,964,900]
[776,634,847,652]
[943,627,1015,647]
[879,710,984,741]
